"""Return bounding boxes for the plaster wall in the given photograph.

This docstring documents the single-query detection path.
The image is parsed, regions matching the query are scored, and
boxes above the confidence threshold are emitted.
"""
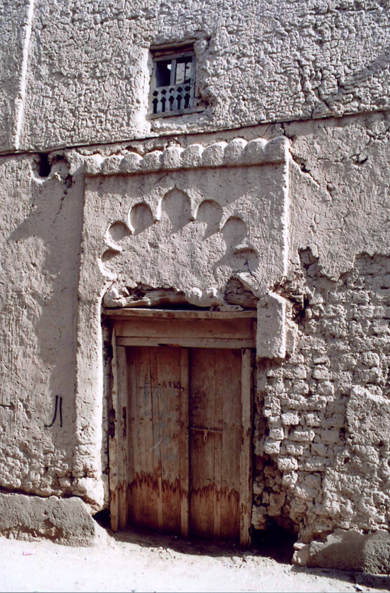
[1,113,390,546]
[1,0,390,555]
[2,0,390,152]
[0,152,87,501]
[0,0,32,153]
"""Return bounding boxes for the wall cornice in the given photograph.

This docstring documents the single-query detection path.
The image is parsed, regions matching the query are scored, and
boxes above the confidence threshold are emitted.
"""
[84,136,289,177]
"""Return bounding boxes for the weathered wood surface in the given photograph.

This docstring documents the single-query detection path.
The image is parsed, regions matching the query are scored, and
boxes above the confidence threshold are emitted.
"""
[127,347,187,534]
[189,349,241,540]
[117,346,129,530]
[109,327,119,532]
[105,308,257,319]
[240,349,253,546]
[115,318,256,341]
[180,349,190,537]
[127,346,158,530]
[117,337,255,348]
[111,328,253,543]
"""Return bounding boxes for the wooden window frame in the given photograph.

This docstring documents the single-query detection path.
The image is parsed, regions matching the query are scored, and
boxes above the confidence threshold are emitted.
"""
[106,308,254,545]
[150,46,203,118]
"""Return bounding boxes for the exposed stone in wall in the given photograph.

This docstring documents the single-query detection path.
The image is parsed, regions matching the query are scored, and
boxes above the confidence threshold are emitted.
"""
[1,111,390,550]
[254,252,390,542]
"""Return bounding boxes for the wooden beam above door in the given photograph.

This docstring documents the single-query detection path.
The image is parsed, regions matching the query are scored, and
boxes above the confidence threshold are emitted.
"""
[111,315,256,349]
[104,308,256,320]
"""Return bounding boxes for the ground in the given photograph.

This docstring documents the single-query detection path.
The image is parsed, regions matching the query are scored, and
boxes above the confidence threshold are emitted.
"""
[0,528,389,593]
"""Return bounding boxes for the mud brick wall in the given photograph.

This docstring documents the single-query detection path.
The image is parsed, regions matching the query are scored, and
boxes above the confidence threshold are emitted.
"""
[2,0,390,547]
[253,253,390,541]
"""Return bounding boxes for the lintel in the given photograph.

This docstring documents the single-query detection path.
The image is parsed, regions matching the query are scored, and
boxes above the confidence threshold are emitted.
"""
[109,310,257,349]
[104,308,257,319]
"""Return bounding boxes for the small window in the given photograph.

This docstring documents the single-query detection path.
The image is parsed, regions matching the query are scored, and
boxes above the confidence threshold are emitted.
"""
[150,46,197,116]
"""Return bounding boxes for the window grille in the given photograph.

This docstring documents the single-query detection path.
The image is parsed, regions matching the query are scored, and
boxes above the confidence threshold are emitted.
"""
[151,49,197,116]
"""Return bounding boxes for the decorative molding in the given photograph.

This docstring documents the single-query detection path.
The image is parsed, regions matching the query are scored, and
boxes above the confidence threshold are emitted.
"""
[84,136,289,176]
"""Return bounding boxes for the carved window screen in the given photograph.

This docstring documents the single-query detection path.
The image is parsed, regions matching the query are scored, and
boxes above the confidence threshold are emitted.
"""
[151,49,197,116]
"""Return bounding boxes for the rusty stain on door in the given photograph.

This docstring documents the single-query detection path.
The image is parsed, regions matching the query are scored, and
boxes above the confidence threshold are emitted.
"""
[115,345,252,543]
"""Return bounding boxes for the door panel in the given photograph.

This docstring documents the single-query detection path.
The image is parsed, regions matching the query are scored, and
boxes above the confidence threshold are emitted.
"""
[123,344,250,542]
[189,348,241,540]
[127,346,188,534]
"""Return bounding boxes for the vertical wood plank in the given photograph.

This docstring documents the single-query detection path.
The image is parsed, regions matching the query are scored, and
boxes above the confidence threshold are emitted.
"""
[138,348,159,526]
[240,348,253,546]
[219,349,241,539]
[150,349,164,532]
[189,348,216,538]
[189,348,243,541]
[109,327,119,532]
[189,55,196,108]
[170,58,177,86]
[213,351,224,540]
[213,431,222,539]
[128,347,160,530]
[127,347,184,535]
[155,347,183,534]
[116,345,129,530]
[127,346,137,526]
[180,348,189,537]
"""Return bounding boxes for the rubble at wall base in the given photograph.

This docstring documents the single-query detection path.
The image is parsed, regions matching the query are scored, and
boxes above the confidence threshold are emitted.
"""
[293,529,390,575]
[0,492,106,547]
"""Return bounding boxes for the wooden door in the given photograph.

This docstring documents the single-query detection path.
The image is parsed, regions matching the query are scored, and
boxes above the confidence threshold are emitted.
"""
[189,348,242,540]
[112,342,252,544]
[126,346,189,535]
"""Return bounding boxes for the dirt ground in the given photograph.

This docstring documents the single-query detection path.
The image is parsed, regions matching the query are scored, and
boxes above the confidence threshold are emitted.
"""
[0,527,389,593]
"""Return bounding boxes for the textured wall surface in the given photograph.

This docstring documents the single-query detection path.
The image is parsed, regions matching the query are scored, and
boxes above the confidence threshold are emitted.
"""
[252,112,390,541]
[85,136,289,300]
[0,0,29,152]
[0,152,94,503]
[1,0,390,556]
[254,253,390,540]
[1,111,390,546]
[2,0,390,151]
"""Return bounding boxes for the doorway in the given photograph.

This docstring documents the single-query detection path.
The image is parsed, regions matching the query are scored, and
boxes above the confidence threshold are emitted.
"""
[108,310,255,545]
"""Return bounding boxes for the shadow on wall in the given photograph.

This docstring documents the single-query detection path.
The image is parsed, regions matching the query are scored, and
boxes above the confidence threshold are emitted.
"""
[103,186,261,285]
[8,154,84,483]
[315,50,390,113]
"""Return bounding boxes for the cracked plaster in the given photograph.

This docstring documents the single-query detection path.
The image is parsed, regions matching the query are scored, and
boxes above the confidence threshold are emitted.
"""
[2,113,390,551]
[2,0,390,151]
[1,0,390,562]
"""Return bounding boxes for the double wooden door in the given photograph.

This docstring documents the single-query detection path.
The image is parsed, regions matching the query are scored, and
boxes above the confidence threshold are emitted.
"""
[112,344,253,544]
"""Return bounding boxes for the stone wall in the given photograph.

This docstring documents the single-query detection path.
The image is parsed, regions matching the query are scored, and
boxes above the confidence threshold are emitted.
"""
[254,252,390,542]
[1,112,390,550]
[1,0,390,557]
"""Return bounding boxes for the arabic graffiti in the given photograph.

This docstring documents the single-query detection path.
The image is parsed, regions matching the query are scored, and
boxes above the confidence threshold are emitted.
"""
[45,395,63,428]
